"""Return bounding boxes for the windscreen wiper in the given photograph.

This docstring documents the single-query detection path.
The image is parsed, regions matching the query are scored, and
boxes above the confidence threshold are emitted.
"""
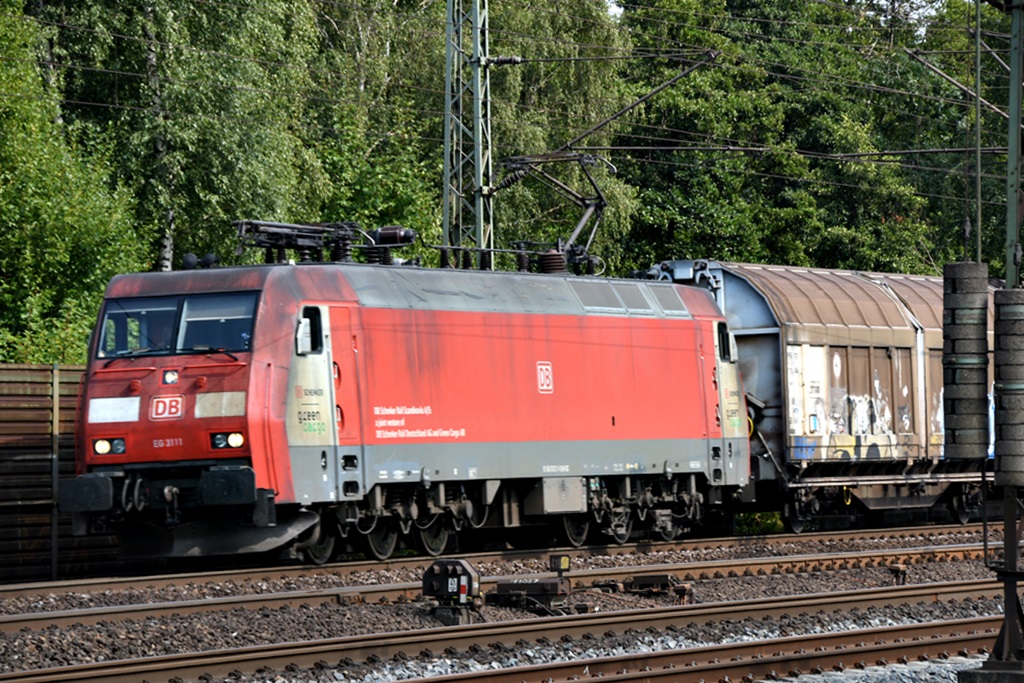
[189,346,239,362]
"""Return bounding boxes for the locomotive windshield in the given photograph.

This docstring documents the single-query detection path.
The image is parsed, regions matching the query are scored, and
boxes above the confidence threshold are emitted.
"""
[96,292,258,358]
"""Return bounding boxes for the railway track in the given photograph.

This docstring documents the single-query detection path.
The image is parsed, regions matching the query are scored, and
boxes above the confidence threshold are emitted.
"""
[0,541,995,633]
[395,616,996,683]
[0,580,999,683]
[0,522,993,600]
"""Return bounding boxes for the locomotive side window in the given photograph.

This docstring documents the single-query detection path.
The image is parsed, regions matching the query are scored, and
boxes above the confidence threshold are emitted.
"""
[647,285,691,317]
[717,322,733,362]
[296,307,323,355]
[611,283,654,314]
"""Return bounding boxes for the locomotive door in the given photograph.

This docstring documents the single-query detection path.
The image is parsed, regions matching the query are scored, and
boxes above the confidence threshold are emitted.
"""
[328,306,364,500]
[712,322,748,487]
[287,305,339,503]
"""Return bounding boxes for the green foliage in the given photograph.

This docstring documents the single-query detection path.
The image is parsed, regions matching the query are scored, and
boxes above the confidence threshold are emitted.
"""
[0,0,1018,361]
[617,0,1004,275]
[0,2,144,363]
[733,511,784,535]
[41,0,328,266]
[487,0,636,272]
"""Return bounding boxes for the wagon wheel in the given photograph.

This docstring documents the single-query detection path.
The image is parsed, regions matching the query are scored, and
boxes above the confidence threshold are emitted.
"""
[609,510,632,545]
[300,520,338,565]
[363,518,399,560]
[415,514,450,557]
[951,494,973,525]
[560,514,590,548]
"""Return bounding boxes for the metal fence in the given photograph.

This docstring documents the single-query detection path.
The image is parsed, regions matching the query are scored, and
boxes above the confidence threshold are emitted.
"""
[0,364,123,583]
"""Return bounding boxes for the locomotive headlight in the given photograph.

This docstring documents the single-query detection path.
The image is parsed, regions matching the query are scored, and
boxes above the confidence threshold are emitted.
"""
[211,432,245,449]
[93,438,126,455]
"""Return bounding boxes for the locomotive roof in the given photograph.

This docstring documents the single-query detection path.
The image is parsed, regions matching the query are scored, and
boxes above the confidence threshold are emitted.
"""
[105,262,724,321]
[339,265,720,319]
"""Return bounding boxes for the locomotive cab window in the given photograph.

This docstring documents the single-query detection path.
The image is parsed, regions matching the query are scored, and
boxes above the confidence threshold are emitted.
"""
[97,296,179,357]
[296,307,323,355]
[97,292,257,358]
[179,293,257,353]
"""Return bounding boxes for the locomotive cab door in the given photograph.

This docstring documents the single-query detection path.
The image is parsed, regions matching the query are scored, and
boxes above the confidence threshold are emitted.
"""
[712,322,749,488]
[286,305,340,503]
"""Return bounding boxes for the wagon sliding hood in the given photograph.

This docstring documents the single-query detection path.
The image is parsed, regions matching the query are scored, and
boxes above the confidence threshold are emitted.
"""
[655,259,993,506]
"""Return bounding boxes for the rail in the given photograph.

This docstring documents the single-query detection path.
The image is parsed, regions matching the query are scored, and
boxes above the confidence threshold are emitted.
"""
[0,580,999,683]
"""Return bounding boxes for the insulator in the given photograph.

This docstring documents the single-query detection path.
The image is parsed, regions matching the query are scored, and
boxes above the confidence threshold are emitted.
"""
[364,247,381,264]
[276,247,287,263]
[996,287,1024,486]
[264,248,275,265]
[943,262,989,460]
[440,248,452,269]
[379,247,393,265]
[496,168,527,191]
[539,249,567,273]
[586,256,598,275]
[490,55,523,66]
[479,251,492,270]
[516,250,530,272]
[330,234,354,262]
[461,250,474,270]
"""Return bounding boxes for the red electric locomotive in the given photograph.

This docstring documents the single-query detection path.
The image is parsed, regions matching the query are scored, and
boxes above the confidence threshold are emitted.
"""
[59,222,750,561]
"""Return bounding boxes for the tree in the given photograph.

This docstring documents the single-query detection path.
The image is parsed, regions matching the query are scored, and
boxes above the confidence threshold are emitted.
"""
[308,0,446,259]
[487,0,637,274]
[0,0,144,363]
[615,0,974,274]
[36,0,328,268]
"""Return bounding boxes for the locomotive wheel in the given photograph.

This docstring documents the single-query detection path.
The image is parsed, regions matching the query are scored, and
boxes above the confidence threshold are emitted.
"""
[956,507,970,525]
[654,521,678,542]
[415,515,450,556]
[609,511,632,545]
[364,520,399,560]
[560,514,590,548]
[300,522,337,565]
[467,502,490,529]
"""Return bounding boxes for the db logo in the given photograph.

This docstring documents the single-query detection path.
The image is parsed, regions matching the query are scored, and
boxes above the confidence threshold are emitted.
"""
[536,361,554,394]
[150,395,185,420]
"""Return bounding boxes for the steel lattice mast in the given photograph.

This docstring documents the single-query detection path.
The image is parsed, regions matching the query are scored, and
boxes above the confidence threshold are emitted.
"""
[442,0,493,266]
